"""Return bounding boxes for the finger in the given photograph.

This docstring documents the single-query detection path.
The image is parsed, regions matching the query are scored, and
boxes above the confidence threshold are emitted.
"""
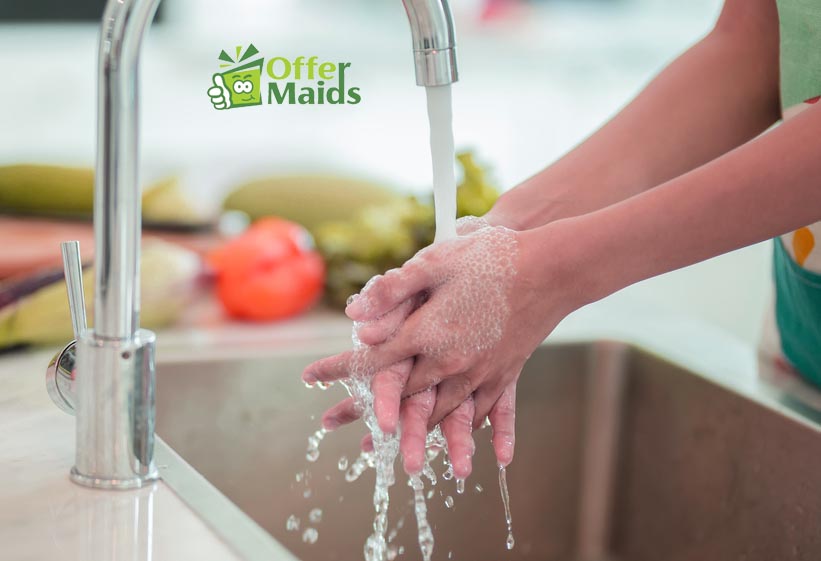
[401,353,453,398]
[471,372,513,429]
[372,358,413,434]
[207,86,223,97]
[355,296,418,346]
[357,325,419,375]
[400,387,436,475]
[440,398,476,480]
[361,434,374,453]
[427,374,475,429]
[303,351,353,384]
[346,261,432,321]
[321,397,360,431]
[488,383,517,467]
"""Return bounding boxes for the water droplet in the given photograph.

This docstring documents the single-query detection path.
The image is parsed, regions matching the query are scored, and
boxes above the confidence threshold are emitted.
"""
[505,533,515,550]
[295,472,304,482]
[302,527,319,544]
[456,478,465,494]
[474,483,483,493]
[444,496,454,508]
[303,488,312,499]
[426,489,434,499]
[304,380,315,389]
[448,551,453,559]
[317,381,332,390]
[338,456,349,471]
[309,508,323,524]
[442,465,454,481]
[305,427,327,463]
[286,514,300,532]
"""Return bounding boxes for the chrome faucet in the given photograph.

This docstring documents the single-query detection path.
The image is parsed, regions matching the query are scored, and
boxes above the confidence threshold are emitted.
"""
[46,0,458,490]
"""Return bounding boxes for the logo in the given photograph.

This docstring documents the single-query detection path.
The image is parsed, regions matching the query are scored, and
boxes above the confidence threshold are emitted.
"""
[207,44,361,110]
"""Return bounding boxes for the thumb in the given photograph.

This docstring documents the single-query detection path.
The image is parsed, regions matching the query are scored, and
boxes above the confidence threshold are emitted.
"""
[213,74,231,109]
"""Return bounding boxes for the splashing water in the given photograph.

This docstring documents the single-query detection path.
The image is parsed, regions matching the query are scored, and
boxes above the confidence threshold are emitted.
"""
[498,466,515,550]
[302,528,319,544]
[410,475,435,560]
[306,428,327,462]
[426,85,458,243]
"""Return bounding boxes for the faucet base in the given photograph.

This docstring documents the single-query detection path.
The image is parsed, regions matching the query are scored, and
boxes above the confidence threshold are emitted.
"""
[72,329,158,490]
[70,466,159,490]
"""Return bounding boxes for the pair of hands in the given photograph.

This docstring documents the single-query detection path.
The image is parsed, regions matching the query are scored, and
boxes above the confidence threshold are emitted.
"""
[303,217,570,479]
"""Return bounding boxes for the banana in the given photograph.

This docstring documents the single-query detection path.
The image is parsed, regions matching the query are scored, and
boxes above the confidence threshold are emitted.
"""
[0,240,203,348]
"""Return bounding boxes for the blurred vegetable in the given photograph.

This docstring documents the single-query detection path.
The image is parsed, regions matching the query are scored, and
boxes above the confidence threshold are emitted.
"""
[207,218,324,321]
[140,177,211,228]
[0,240,203,349]
[222,174,399,233]
[315,150,500,307]
[0,165,93,218]
[0,164,210,228]
[456,151,499,218]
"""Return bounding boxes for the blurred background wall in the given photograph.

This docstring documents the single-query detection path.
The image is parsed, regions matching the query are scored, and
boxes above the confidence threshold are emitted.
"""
[1,0,771,345]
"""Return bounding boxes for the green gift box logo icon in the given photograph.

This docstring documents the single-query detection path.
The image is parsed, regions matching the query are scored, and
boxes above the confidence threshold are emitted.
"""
[208,44,264,110]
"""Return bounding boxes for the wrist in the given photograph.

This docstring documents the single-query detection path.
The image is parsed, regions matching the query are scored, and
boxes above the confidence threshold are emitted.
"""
[516,217,613,316]
[484,206,526,230]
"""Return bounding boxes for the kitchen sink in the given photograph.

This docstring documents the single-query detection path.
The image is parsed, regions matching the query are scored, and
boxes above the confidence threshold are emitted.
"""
[155,341,821,560]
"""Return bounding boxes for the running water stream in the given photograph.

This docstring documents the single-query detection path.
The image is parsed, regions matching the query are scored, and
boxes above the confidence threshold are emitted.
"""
[301,84,513,561]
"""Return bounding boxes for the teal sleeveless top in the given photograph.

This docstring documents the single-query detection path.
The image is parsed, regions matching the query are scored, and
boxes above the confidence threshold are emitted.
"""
[774,0,821,384]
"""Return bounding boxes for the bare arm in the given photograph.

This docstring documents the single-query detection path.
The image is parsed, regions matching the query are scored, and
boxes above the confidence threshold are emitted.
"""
[487,0,781,230]
[529,101,821,313]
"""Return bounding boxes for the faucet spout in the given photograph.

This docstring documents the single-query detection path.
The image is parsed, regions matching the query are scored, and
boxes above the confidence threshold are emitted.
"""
[403,0,459,86]
[95,0,160,339]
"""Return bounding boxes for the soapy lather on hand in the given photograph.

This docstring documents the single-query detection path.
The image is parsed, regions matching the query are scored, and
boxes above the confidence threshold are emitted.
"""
[304,217,572,476]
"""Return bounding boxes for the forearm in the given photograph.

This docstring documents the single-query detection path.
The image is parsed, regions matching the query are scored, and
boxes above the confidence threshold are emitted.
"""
[536,102,821,311]
[488,0,780,231]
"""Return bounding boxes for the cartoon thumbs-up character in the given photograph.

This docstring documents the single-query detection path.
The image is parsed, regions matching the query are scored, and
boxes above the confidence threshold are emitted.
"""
[208,46,264,110]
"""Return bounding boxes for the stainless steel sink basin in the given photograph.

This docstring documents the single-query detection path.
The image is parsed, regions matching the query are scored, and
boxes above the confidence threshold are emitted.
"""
[155,341,821,560]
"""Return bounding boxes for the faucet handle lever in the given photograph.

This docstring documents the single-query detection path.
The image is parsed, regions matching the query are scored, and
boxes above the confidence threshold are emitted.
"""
[61,240,87,339]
